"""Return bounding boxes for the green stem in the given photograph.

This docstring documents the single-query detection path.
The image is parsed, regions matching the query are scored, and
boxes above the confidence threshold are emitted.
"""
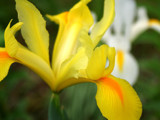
[48,93,62,120]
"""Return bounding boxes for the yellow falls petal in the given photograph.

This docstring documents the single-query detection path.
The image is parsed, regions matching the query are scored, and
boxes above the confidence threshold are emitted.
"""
[0,48,16,81]
[96,75,142,120]
[15,0,50,63]
[90,0,115,47]
[47,0,93,74]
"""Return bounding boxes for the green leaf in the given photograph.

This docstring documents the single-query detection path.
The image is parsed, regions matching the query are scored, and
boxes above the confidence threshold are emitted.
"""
[60,83,101,120]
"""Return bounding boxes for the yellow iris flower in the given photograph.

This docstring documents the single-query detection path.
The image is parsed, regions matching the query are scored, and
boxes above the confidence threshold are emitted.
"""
[0,0,142,119]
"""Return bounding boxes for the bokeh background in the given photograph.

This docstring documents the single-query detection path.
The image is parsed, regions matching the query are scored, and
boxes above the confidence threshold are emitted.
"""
[0,0,160,120]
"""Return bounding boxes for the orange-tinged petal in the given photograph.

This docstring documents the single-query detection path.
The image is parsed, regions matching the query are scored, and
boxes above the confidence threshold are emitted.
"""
[0,48,16,81]
[95,75,142,120]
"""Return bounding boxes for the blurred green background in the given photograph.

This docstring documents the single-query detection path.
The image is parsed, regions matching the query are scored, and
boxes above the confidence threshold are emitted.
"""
[0,0,160,120]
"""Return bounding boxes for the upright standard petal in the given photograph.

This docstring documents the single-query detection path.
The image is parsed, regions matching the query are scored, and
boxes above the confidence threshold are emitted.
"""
[0,48,16,81]
[90,0,115,47]
[47,12,69,72]
[48,0,93,74]
[96,75,142,120]
[15,0,50,63]
[122,0,136,40]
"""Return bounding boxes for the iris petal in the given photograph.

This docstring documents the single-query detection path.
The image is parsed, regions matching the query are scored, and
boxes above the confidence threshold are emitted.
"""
[96,75,142,120]
[86,45,115,80]
[90,0,115,47]
[47,0,93,74]
[4,21,55,90]
[0,48,16,81]
[16,0,50,63]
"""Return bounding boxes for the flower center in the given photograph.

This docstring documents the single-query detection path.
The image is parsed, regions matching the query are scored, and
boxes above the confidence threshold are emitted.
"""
[0,51,10,58]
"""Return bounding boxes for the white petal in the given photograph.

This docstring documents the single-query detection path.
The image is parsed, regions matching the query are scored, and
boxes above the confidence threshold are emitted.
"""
[104,35,131,52]
[137,7,148,21]
[130,7,149,41]
[130,7,160,41]
[111,52,139,85]
[150,25,160,33]
[122,0,136,40]
[112,0,123,36]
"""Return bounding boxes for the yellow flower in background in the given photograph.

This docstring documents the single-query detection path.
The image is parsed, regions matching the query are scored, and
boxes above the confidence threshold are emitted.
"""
[0,0,142,119]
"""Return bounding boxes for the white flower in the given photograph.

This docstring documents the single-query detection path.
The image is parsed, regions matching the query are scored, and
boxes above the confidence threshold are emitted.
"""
[102,0,160,85]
